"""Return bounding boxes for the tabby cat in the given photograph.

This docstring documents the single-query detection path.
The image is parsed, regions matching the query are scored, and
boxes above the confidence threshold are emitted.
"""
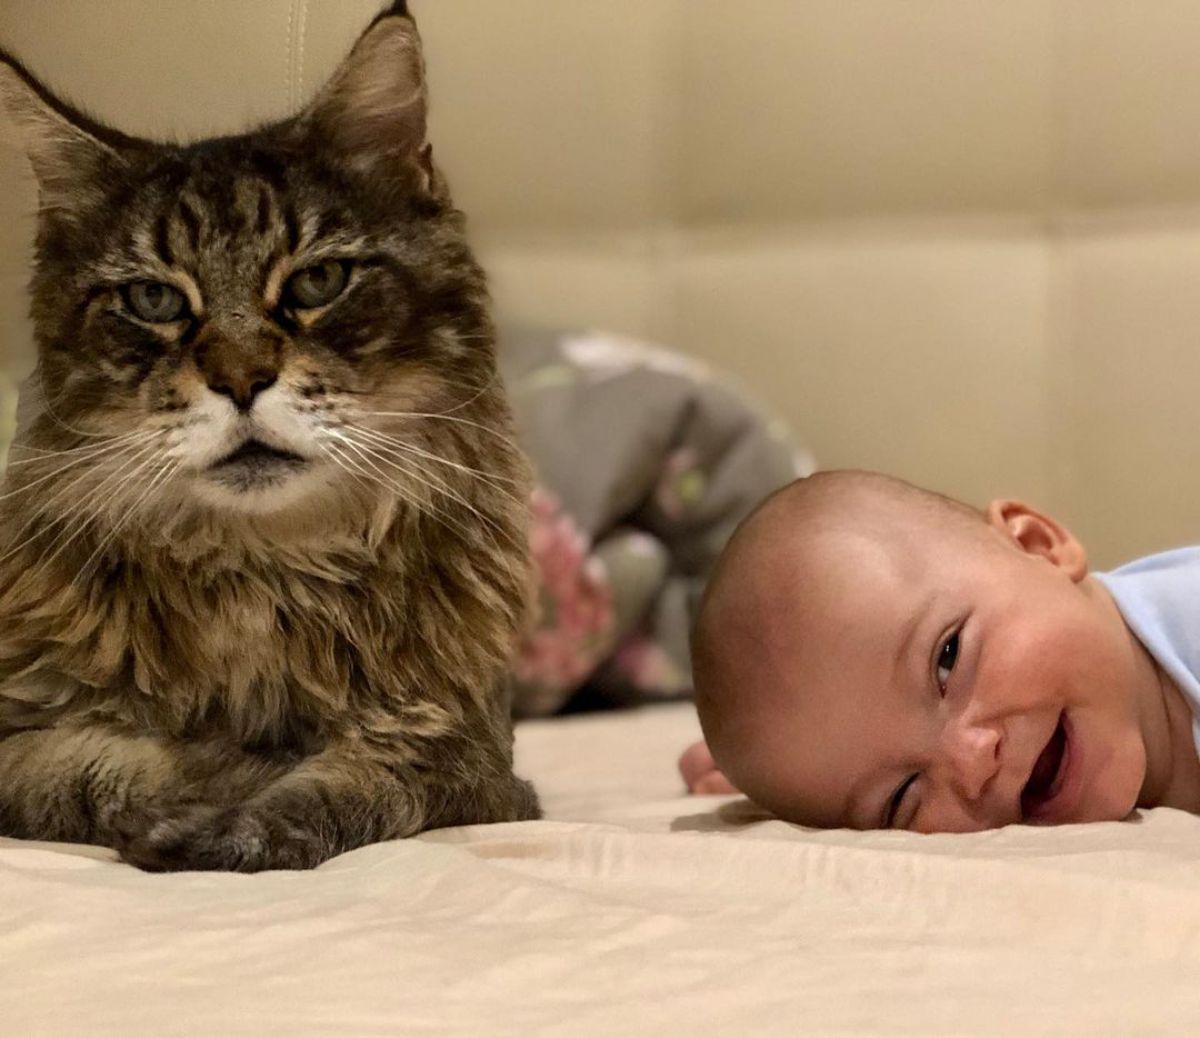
[0,2,540,871]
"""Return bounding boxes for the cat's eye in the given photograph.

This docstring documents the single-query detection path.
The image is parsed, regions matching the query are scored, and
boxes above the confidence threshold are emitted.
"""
[935,630,960,693]
[284,261,351,310]
[125,281,187,324]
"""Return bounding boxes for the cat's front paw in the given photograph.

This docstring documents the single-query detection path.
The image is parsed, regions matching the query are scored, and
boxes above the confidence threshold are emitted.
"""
[112,801,327,873]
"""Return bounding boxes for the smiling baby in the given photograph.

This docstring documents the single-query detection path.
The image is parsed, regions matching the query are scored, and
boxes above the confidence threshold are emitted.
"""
[682,470,1200,832]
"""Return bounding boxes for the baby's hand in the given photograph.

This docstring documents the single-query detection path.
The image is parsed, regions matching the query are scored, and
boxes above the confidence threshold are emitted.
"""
[678,740,739,795]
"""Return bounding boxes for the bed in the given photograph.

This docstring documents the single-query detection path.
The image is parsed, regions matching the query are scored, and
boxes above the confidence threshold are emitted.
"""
[4,701,1199,1035]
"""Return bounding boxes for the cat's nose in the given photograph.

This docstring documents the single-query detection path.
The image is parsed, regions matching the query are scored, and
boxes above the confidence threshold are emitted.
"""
[196,332,281,412]
[207,369,278,411]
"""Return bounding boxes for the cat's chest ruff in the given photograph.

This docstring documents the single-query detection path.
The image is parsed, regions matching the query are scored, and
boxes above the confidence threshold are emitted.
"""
[137,567,388,699]
[188,590,284,671]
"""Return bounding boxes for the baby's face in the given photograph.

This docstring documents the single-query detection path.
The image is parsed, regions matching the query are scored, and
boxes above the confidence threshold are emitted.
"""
[732,502,1158,832]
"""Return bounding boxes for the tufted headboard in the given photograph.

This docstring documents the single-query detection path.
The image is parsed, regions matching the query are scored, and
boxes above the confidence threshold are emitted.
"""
[2,1,1199,566]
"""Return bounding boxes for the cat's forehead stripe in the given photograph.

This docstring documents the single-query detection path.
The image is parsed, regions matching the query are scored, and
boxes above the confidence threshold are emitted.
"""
[177,197,203,254]
[255,183,272,237]
[153,213,175,268]
[231,177,273,240]
[284,204,301,254]
[138,175,287,273]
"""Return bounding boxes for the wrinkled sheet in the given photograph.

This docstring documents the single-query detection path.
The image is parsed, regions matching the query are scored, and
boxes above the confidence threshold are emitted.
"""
[4,702,1200,1036]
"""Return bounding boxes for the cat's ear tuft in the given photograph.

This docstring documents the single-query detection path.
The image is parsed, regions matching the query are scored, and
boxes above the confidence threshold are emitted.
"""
[301,15,432,192]
[375,2,410,20]
[0,52,124,214]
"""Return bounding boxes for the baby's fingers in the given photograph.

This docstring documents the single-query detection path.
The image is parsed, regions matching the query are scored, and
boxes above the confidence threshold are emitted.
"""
[678,740,739,794]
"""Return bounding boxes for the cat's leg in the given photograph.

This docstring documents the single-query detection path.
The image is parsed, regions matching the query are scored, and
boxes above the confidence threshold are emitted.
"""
[0,725,278,849]
[116,736,541,873]
[0,726,181,845]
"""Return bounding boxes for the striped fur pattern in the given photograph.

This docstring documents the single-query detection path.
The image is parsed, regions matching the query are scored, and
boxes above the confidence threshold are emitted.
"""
[0,9,539,871]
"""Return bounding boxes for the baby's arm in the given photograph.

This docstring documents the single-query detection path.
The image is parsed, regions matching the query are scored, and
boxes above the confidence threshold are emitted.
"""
[678,740,739,795]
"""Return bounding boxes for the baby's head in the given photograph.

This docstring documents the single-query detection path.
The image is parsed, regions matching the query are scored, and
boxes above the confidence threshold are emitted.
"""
[693,471,1175,832]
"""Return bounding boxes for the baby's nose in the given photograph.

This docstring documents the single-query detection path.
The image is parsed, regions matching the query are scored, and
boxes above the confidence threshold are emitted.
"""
[937,720,1001,803]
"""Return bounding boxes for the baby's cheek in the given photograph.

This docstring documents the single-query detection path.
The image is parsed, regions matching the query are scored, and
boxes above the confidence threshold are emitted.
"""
[1079,721,1145,822]
[992,602,1102,713]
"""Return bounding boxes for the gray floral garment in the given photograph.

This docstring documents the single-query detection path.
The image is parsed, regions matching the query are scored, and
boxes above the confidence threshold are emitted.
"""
[501,326,813,717]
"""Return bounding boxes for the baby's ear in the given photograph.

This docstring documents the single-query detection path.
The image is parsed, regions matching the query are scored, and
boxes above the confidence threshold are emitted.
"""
[985,499,1088,581]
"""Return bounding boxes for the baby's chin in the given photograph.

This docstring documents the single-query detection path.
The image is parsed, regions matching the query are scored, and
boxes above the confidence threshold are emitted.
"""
[1075,782,1142,824]
[1077,726,1146,823]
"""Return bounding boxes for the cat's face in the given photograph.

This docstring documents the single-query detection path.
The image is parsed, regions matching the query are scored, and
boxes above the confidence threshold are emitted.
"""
[1,12,502,523]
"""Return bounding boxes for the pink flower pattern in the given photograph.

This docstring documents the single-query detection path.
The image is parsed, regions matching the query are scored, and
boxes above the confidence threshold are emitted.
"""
[654,447,705,521]
[512,487,615,695]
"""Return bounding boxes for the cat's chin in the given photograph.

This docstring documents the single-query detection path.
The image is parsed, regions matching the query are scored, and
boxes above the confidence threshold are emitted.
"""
[192,461,332,516]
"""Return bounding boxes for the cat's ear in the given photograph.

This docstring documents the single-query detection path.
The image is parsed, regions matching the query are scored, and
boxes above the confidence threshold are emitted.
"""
[300,13,434,193]
[0,51,128,215]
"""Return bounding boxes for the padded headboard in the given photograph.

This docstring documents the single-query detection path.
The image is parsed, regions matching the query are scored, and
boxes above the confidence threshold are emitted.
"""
[3,1,1199,566]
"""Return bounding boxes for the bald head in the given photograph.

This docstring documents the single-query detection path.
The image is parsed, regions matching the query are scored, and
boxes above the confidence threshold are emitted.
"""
[691,470,987,819]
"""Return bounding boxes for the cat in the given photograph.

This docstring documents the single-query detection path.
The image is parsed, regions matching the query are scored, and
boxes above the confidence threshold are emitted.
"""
[0,1,540,872]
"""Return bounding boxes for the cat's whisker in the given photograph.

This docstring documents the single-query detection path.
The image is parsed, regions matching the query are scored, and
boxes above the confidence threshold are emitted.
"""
[0,439,161,568]
[316,444,377,498]
[321,443,455,551]
[12,428,152,451]
[405,365,497,397]
[7,438,150,523]
[6,429,149,452]
[348,424,525,495]
[343,431,518,523]
[0,470,108,566]
[9,443,106,458]
[374,370,500,418]
[3,431,154,469]
[22,441,166,573]
[346,428,528,525]
[76,458,179,581]
[0,433,158,506]
[28,382,127,441]
[336,432,520,552]
[432,376,497,416]
[357,410,521,450]
[337,432,466,511]
[332,435,459,520]
[330,437,495,549]
[322,444,413,509]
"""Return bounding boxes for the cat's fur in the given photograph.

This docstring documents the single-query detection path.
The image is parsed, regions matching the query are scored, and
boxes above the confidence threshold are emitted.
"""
[0,4,540,871]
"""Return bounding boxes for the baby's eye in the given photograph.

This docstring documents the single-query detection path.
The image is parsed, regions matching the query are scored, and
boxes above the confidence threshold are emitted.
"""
[887,773,919,829]
[936,630,960,692]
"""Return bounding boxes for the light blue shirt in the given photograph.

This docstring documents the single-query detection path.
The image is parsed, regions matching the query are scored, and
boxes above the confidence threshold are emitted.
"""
[1096,548,1200,756]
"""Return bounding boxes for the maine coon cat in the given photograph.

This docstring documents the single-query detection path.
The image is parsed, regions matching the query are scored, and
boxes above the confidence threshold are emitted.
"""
[0,2,540,871]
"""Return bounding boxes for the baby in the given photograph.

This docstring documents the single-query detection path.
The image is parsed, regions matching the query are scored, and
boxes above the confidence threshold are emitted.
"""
[679,470,1200,832]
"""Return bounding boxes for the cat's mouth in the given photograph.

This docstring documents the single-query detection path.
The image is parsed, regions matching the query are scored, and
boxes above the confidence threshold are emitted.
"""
[208,439,307,483]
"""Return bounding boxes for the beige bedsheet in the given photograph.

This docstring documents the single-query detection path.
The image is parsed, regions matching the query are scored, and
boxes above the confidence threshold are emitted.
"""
[3,702,1200,1036]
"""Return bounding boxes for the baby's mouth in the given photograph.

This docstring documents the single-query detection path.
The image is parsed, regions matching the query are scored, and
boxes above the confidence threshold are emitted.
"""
[1020,713,1069,820]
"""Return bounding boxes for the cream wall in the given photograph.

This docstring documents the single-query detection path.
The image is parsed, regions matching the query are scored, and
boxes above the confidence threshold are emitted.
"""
[2,2,1198,567]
